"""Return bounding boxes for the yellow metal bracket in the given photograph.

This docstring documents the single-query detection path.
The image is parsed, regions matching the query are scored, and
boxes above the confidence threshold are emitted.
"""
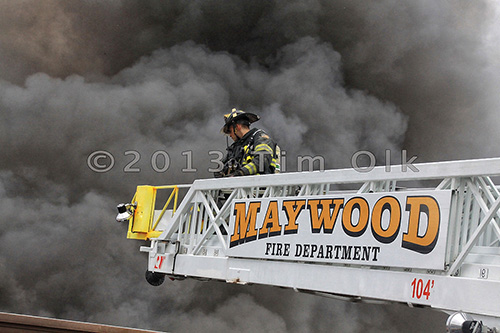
[127,185,179,240]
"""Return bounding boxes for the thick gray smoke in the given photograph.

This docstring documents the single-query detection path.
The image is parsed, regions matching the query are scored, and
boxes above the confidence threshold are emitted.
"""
[1,0,499,331]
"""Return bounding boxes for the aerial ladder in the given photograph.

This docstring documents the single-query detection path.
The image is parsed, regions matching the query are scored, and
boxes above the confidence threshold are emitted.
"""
[116,158,500,332]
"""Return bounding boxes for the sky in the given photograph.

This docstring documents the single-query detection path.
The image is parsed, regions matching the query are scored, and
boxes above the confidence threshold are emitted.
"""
[1,0,500,332]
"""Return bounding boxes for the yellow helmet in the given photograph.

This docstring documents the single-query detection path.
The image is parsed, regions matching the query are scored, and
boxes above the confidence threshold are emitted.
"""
[221,108,260,134]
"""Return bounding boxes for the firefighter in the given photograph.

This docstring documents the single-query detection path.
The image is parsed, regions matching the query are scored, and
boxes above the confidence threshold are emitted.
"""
[214,112,243,177]
[218,108,280,177]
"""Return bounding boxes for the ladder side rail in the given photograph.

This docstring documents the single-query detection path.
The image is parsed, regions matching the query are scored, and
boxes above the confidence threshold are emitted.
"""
[384,180,391,191]
[191,212,229,255]
[317,184,325,195]
[159,186,197,240]
[176,211,185,243]
[191,182,355,255]
[254,186,262,198]
[466,179,500,245]
[269,186,276,197]
[298,184,309,196]
[489,216,500,245]
[484,176,500,198]
[457,179,468,255]
[190,184,309,255]
[482,182,500,245]
[183,203,196,249]
[437,177,451,190]
[182,178,441,260]
[252,186,260,198]
[176,210,185,242]
[475,178,488,246]
[181,209,191,245]
[167,190,218,251]
[173,207,188,253]
[273,186,280,197]
[357,182,370,193]
[474,181,483,244]
[262,186,270,197]
[448,195,500,275]
[206,191,220,217]
[310,184,317,195]
[187,203,196,241]
[277,185,285,197]
[378,181,384,192]
[194,200,205,247]
[175,183,308,256]
[315,184,324,195]
[477,177,500,244]
[151,187,178,231]
[186,157,500,192]
[156,158,500,257]
[310,184,318,195]
[187,201,200,252]
[446,176,500,269]
[359,180,401,194]
[191,190,228,255]
[159,158,500,202]
[206,189,229,235]
[460,180,473,252]
[287,185,292,196]
[237,187,247,199]
[217,190,237,235]
[449,178,467,264]
[390,180,397,191]
[210,189,237,235]
[446,178,460,265]
[169,178,476,253]
[470,189,481,247]
[195,200,204,248]
[197,196,208,242]
[195,200,203,236]
[269,186,275,197]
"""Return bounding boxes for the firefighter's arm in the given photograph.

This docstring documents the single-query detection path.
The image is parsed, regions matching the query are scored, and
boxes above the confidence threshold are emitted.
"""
[236,141,273,176]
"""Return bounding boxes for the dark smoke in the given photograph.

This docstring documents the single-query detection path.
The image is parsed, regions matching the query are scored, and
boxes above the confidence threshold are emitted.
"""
[2,0,499,331]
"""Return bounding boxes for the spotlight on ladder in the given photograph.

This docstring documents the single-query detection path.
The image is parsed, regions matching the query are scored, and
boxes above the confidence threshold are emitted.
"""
[446,312,497,333]
[116,203,136,223]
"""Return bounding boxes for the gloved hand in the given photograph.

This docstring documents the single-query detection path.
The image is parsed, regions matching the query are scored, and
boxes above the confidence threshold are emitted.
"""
[230,169,244,177]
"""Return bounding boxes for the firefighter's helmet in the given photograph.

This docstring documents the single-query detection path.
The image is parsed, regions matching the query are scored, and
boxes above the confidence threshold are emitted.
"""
[221,108,260,134]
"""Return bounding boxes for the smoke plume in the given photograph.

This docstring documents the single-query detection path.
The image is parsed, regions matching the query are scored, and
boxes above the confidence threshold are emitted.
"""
[1,0,499,331]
